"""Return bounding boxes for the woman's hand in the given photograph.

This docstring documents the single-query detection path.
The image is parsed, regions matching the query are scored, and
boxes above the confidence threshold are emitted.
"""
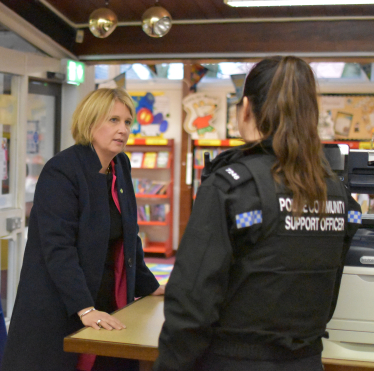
[78,308,126,331]
[151,285,165,296]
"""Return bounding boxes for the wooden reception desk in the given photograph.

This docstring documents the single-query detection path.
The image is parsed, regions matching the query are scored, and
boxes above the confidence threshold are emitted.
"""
[64,296,163,370]
[65,296,374,371]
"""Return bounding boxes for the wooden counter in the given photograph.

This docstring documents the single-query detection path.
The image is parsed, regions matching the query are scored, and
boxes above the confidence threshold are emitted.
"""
[64,295,163,369]
[65,296,374,370]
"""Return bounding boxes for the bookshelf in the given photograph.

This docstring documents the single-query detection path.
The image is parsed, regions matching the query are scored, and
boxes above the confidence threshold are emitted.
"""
[126,138,174,257]
[193,139,244,199]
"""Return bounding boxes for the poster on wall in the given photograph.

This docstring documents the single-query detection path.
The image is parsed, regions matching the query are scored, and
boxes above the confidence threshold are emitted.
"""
[182,92,220,139]
[226,93,241,139]
[0,138,8,181]
[130,92,170,137]
[318,95,374,140]
[27,120,40,154]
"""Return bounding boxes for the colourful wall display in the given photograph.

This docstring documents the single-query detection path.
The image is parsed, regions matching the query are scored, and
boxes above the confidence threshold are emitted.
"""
[182,92,220,139]
[130,92,170,137]
[318,95,374,140]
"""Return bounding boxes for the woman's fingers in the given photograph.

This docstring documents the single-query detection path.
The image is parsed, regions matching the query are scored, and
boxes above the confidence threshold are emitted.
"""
[100,313,126,330]
[98,316,126,331]
[81,310,126,330]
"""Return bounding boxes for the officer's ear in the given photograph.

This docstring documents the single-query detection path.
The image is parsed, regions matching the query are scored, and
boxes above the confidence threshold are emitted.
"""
[241,97,253,123]
[238,97,261,142]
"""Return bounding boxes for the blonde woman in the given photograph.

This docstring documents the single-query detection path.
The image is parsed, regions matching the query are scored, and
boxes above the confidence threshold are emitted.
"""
[3,88,163,371]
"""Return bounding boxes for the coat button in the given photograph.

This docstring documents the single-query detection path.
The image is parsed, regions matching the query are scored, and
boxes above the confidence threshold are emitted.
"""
[128,258,133,267]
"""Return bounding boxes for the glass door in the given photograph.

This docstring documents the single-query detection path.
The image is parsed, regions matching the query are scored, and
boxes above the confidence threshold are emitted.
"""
[26,79,61,226]
[0,72,23,321]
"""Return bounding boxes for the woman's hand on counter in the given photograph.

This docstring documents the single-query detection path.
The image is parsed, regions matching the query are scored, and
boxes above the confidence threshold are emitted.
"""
[151,285,165,296]
[79,309,126,331]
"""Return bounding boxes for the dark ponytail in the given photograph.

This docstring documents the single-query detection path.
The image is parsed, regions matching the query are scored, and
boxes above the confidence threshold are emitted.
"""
[241,56,328,214]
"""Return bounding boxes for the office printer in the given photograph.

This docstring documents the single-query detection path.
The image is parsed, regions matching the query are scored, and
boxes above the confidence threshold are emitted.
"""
[325,146,374,347]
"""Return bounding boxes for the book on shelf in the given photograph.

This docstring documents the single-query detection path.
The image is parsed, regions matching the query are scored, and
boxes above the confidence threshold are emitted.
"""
[130,152,144,168]
[144,204,151,221]
[142,152,157,168]
[137,205,147,221]
[194,148,224,166]
[156,182,169,195]
[125,152,132,161]
[157,151,169,168]
[194,148,203,166]
[133,178,169,195]
[150,204,169,222]
[138,231,147,248]
[137,179,154,194]
[137,203,169,222]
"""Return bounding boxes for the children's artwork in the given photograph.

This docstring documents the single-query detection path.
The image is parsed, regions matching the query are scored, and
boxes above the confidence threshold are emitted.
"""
[318,95,374,140]
[334,112,353,136]
[130,92,170,137]
[182,92,220,139]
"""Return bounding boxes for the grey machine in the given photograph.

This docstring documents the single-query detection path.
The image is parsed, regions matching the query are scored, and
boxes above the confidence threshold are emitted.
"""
[324,144,374,362]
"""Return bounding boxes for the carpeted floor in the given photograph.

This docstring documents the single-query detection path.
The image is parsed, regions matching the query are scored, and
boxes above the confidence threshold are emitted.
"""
[145,263,174,285]
[145,253,175,285]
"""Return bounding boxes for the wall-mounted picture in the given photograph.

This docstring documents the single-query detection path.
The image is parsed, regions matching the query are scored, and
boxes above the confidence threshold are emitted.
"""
[130,92,170,137]
[334,112,353,137]
[318,95,374,140]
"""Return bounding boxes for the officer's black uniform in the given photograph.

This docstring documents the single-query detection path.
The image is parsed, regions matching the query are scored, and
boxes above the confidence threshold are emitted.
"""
[153,139,361,371]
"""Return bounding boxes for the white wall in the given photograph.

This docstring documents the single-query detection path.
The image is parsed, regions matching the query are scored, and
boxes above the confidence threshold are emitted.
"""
[61,65,96,150]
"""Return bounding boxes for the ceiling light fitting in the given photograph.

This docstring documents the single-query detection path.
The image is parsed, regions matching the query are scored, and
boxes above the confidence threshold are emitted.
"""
[225,0,374,6]
[89,1,118,38]
[142,2,172,38]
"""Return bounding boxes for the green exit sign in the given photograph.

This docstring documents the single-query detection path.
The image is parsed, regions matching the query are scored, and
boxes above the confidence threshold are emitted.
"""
[67,60,85,85]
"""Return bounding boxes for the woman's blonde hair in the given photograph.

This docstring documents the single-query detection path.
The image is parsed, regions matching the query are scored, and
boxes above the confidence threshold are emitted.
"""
[71,88,136,145]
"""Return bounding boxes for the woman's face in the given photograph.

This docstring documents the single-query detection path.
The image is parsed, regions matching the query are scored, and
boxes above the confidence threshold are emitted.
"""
[91,100,132,164]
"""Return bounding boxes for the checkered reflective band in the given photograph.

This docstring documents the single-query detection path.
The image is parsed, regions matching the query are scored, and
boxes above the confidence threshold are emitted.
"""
[348,210,362,224]
[236,210,262,229]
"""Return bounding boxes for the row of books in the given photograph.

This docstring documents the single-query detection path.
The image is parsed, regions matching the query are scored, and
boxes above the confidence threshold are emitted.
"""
[133,178,169,195]
[126,151,170,169]
[137,203,170,222]
[194,148,225,167]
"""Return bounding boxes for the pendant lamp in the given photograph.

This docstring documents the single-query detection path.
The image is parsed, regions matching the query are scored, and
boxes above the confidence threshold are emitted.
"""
[142,1,172,38]
[89,1,118,38]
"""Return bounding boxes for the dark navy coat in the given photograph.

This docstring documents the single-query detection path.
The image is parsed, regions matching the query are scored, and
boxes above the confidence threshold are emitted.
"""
[2,144,159,371]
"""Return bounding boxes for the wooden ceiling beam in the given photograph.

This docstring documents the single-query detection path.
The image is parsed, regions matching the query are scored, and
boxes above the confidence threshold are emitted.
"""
[75,20,374,62]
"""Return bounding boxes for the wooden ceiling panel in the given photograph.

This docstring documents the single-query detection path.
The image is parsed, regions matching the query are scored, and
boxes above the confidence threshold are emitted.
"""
[32,1,374,23]
[74,19,374,59]
[3,0,374,61]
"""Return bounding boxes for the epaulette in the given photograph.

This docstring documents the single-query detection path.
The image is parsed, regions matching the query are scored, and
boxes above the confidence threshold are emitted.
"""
[213,162,253,192]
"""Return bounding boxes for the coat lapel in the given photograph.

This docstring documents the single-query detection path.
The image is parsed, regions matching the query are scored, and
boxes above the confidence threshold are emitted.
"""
[114,157,138,302]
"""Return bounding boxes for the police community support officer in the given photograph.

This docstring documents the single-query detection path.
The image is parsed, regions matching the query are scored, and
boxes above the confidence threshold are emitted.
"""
[153,56,361,371]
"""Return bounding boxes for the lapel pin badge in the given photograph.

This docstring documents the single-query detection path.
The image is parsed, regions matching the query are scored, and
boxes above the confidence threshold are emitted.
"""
[120,189,123,193]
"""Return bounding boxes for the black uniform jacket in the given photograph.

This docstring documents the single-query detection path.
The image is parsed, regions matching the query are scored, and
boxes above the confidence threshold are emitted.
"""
[2,144,159,371]
[154,139,361,371]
